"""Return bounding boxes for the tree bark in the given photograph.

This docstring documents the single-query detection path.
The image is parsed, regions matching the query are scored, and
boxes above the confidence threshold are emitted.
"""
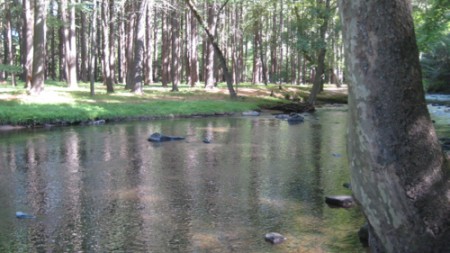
[29,0,48,95]
[339,0,450,252]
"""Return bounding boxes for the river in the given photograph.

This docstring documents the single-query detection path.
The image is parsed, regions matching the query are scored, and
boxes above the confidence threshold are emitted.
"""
[1,102,448,253]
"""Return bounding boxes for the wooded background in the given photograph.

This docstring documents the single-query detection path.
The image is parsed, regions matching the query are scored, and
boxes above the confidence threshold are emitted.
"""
[0,0,448,95]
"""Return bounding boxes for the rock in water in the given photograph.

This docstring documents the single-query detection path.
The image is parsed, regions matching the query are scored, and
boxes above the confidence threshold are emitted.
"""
[264,232,286,244]
[242,111,261,116]
[147,132,185,142]
[16,211,36,219]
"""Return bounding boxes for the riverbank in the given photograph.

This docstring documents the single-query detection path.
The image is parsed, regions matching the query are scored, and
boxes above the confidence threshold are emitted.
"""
[0,81,348,129]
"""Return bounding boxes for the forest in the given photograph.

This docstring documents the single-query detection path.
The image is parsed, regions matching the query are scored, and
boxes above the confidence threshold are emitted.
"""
[0,0,449,98]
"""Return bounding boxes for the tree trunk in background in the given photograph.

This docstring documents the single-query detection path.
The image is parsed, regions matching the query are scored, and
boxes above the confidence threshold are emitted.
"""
[101,0,114,92]
[108,0,116,85]
[340,0,450,252]
[185,0,236,98]
[23,0,34,88]
[308,0,330,104]
[5,0,16,86]
[29,0,47,95]
[187,11,199,87]
[161,10,170,87]
[204,0,216,89]
[61,0,78,88]
[129,0,149,93]
[89,0,98,96]
[117,9,126,83]
[269,1,278,83]
[79,1,89,82]
[144,3,154,85]
[171,0,181,91]
[125,1,136,89]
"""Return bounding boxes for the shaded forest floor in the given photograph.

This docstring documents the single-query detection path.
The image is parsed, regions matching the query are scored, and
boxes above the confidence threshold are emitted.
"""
[0,81,347,129]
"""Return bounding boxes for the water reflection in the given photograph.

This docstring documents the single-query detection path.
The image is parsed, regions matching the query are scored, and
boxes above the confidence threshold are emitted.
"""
[0,107,366,252]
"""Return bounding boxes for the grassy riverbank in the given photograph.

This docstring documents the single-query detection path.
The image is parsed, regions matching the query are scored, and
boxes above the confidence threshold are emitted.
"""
[0,81,347,127]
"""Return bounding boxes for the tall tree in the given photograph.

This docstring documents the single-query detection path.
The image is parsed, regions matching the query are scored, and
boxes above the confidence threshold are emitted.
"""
[29,0,48,95]
[89,0,98,96]
[184,0,237,98]
[307,0,331,104]
[101,0,114,92]
[340,0,450,252]
[22,0,34,88]
[61,0,78,88]
[4,0,16,86]
[170,0,181,91]
[128,0,149,93]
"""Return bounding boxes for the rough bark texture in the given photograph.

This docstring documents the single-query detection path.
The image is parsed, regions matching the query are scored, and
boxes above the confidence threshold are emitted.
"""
[339,0,450,252]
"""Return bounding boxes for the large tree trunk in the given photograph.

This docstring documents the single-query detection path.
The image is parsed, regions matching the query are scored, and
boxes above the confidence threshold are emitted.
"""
[339,0,450,252]
[29,0,47,95]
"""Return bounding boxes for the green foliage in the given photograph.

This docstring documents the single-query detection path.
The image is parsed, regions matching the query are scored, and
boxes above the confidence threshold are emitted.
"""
[0,64,22,74]
[421,34,450,92]
[413,0,450,92]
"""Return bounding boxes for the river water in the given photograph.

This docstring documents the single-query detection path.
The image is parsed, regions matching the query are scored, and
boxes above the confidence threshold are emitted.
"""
[1,103,447,253]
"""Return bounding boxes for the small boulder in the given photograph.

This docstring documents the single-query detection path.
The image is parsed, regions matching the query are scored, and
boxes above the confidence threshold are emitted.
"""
[203,138,211,144]
[242,111,261,116]
[147,132,185,142]
[275,114,290,120]
[287,113,304,124]
[264,232,286,245]
[16,211,36,219]
[325,195,354,208]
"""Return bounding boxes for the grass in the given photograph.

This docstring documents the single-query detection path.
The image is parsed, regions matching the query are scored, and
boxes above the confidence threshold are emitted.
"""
[0,80,347,127]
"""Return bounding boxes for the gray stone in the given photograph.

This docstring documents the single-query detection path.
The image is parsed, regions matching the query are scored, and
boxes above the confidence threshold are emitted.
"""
[264,232,286,244]
[325,195,354,208]
[148,132,185,142]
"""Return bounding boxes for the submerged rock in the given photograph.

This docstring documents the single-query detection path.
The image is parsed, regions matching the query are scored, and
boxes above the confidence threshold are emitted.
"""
[16,211,36,219]
[264,232,286,245]
[147,132,185,142]
[287,113,305,124]
[325,195,354,208]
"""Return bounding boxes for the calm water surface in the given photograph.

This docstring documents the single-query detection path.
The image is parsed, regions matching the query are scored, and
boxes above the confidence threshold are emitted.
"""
[1,106,368,252]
